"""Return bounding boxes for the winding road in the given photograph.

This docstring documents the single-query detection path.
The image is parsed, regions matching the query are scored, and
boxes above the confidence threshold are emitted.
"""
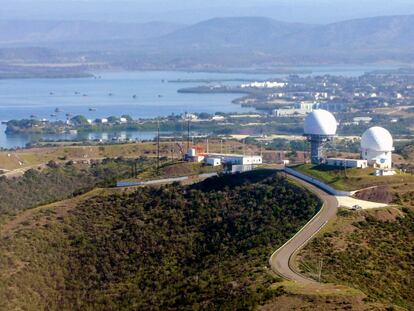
[269,173,339,284]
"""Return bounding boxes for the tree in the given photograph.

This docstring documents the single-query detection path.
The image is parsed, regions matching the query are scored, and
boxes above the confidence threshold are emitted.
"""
[70,115,89,126]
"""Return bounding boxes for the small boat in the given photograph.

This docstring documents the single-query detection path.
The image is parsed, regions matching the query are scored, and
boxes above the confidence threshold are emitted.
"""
[55,108,61,113]
[49,92,54,95]
[89,108,97,111]
[30,114,36,119]
[83,94,88,97]
[108,93,113,96]
[132,95,137,99]
[50,114,57,117]
[158,94,163,98]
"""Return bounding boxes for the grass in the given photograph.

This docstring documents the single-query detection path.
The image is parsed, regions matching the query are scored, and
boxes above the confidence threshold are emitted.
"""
[132,161,220,181]
[0,140,254,171]
[294,163,414,191]
[297,206,414,310]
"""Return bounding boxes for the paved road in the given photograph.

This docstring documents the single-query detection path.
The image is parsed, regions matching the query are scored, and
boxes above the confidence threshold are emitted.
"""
[269,173,339,284]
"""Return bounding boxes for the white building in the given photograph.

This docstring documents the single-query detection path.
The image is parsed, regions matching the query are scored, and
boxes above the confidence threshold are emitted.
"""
[361,127,394,169]
[95,118,108,124]
[353,117,372,124]
[273,102,314,117]
[205,157,221,166]
[326,158,368,169]
[241,81,287,89]
[206,154,262,165]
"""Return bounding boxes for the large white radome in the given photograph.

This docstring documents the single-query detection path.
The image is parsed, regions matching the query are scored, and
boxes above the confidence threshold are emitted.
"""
[361,126,393,151]
[304,109,337,136]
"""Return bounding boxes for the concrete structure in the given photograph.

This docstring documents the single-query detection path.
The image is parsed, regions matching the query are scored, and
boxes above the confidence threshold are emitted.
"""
[272,102,314,117]
[303,109,337,165]
[207,154,262,165]
[231,164,254,173]
[326,158,368,169]
[375,169,396,176]
[205,157,221,167]
[361,126,394,169]
[186,149,262,167]
[353,117,372,124]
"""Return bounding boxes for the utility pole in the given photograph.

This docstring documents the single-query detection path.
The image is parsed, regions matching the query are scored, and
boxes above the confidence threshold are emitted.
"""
[206,138,209,153]
[157,119,160,170]
[187,118,190,151]
[318,259,323,282]
[220,139,223,154]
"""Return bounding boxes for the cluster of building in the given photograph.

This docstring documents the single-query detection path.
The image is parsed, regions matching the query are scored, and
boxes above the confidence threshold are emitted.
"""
[240,81,287,89]
[304,109,395,176]
[271,101,349,118]
[185,147,263,173]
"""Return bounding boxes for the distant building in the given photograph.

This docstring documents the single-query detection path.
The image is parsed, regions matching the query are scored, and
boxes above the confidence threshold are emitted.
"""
[212,115,225,121]
[353,117,372,124]
[241,81,287,89]
[273,102,315,117]
[95,118,108,124]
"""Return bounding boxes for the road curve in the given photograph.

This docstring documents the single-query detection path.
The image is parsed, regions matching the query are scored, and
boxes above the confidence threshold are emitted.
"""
[269,173,339,284]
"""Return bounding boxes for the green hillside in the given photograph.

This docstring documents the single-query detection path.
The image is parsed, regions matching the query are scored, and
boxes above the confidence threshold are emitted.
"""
[0,172,321,310]
[298,207,414,310]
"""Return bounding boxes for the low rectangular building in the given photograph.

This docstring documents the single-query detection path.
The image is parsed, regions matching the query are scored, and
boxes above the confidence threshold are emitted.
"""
[326,158,368,169]
[205,157,221,166]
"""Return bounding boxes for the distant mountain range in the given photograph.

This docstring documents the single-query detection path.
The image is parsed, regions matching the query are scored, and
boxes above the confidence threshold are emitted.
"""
[1,15,414,69]
[0,20,184,46]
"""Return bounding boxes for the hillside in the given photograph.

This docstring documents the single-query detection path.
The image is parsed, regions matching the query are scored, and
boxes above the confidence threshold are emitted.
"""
[0,20,184,47]
[0,171,322,310]
[151,17,312,51]
[144,15,414,66]
[297,207,414,310]
[2,15,414,68]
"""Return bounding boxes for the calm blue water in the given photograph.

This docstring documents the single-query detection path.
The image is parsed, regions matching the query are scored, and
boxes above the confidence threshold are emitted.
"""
[0,67,397,148]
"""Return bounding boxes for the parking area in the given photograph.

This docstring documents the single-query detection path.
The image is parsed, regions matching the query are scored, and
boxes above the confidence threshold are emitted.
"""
[336,196,388,210]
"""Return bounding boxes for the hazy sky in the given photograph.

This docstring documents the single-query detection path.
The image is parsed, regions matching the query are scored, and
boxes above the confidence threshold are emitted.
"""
[1,0,414,24]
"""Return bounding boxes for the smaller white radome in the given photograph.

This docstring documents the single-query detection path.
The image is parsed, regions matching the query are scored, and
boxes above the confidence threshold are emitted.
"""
[304,109,337,136]
[361,126,393,151]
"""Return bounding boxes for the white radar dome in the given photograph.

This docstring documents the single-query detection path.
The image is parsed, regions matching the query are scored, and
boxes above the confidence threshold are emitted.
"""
[304,109,337,136]
[361,126,393,151]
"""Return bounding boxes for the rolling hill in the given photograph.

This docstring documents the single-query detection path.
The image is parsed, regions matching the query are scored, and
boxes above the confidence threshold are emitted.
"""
[2,15,414,68]
[149,15,414,63]
[0,20,184,46]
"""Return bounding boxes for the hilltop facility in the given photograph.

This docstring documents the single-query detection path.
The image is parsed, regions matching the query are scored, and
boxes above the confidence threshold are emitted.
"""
[185,148,262,173]
[302,111,395,175]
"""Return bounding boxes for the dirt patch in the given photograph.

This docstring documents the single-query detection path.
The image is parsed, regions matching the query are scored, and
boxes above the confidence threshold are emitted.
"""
[354,186,395,204]
[369,207,404,222]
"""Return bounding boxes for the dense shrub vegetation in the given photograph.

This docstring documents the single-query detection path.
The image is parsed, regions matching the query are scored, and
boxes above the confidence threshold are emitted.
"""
[0,172,320,310]
[299,208,414,310]
[0,157,149,216]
